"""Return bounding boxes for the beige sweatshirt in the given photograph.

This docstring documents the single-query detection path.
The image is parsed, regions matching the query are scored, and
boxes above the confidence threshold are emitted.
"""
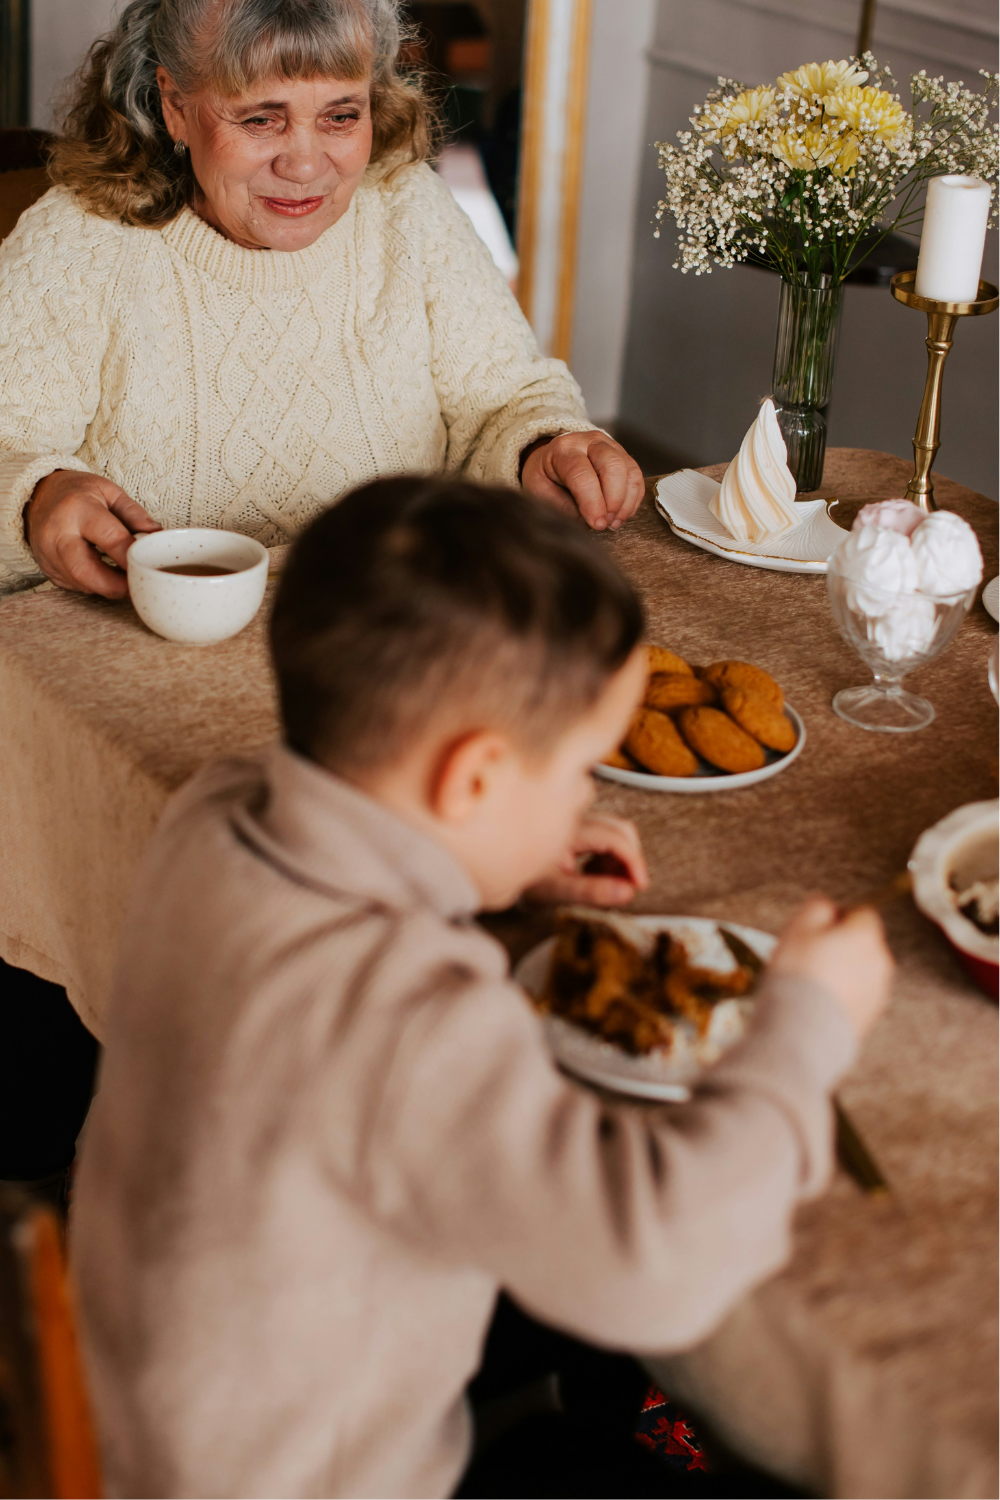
[72,745,856,1499]
[0,166,592,592]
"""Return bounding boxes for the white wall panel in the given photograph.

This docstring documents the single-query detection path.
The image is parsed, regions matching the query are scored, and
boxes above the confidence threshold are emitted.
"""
[569,0,656,422]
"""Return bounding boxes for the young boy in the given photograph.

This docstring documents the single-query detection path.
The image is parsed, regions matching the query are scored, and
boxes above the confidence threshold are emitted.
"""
[72,476,891,1499]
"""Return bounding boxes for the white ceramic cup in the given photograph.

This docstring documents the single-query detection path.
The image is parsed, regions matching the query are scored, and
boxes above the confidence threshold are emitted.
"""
[127,528,269,644]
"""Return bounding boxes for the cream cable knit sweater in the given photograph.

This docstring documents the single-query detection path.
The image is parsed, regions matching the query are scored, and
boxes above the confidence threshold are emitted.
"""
[0,164,592,592]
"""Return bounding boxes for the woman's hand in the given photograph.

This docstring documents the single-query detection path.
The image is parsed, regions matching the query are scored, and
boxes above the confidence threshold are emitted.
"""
[521,431,645,532]
[25,470,161,599]
[524,813,649,908]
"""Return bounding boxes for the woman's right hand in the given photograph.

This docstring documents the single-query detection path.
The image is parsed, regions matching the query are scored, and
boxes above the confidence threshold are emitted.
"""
[25,470,161,599]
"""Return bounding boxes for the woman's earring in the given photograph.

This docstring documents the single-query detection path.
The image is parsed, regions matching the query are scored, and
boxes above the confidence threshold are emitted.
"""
[173,139,187,156]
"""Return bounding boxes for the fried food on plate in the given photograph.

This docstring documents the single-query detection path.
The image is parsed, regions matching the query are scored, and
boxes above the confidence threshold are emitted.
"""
[699,660,783,707]
[602,746,639,771]
[721,686,796,753]
[645,671,717,713]
[625,708,699,777]
[662,937,755,1032]
[646,645,693,677]
[537,910,756,1055]
[676,706,766,774]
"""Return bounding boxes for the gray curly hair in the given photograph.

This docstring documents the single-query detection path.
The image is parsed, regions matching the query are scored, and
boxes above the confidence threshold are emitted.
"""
[49,0,435,227]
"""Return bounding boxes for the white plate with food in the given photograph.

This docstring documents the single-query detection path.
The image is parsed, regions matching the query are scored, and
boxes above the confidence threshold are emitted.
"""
[596,704,805,794]
[983,576,999,623]
[655,469,843,574]
[597,645,806,793]
[516,908,775,1101]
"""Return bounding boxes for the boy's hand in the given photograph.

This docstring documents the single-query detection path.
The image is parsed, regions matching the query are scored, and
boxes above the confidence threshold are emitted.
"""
[769,897,894,1040]
[524,813,648,908]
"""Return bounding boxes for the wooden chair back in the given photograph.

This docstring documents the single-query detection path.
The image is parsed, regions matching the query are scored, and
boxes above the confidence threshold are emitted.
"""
[0,1187,102,1499]
[0,130,53,243]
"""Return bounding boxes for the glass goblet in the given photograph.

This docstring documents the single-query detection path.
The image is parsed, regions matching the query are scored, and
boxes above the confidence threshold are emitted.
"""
[826,554,974,732]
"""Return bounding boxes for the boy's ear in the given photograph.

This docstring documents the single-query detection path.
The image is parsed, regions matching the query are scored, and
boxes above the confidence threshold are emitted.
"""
[428,730,512,824]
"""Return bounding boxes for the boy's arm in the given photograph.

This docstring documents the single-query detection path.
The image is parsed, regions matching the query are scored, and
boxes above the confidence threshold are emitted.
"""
[355,939,857,1355]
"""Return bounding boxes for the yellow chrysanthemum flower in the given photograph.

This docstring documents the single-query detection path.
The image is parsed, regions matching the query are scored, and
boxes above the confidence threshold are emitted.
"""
[824,86,910,147]
[778,59,868,99]
[773,122,859,176]
[701,87,776,141]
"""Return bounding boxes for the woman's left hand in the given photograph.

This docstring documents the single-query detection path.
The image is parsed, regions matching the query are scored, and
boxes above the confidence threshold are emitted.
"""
[521,431,645,532]
[524,812,649,908]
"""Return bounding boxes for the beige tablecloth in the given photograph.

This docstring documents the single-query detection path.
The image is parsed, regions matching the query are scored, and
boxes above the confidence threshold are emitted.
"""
[0,449,997,1496]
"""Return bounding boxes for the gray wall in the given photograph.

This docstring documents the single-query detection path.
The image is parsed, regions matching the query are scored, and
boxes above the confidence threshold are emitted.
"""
[31,0,117,129]
[618,0,1000,497]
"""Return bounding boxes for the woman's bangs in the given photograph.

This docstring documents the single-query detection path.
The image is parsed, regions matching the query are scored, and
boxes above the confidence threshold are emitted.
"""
[205,9,373,95]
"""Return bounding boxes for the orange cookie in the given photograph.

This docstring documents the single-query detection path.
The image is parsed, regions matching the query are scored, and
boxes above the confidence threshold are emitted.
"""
[625,709,699,777]
[644,672,718,712]
[602,746,640,771]
[646,645,693,677]
[676,707,766,774]
[698,660,783,707]
[721,687,796,753]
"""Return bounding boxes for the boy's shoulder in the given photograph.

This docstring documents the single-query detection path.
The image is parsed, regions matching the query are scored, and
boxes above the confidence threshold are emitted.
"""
[137,747,512,994]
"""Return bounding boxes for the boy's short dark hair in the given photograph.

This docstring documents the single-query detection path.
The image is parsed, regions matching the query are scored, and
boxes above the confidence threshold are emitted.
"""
[270,476,644,774]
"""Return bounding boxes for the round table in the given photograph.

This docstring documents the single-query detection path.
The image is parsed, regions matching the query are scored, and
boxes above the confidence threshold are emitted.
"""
[0,448,996,1497]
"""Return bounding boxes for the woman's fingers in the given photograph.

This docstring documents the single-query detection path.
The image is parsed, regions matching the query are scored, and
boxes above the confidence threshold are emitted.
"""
[53,530,130,598]
[518,460,582,518]
[27,470,159,596]
[544,441,611,529]
[521,432,644,532]
[78,499,145,579]
[586,437,634,523]
[105,489,162,543]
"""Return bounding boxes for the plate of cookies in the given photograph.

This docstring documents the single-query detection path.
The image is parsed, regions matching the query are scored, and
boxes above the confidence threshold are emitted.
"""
[597,646,805,793]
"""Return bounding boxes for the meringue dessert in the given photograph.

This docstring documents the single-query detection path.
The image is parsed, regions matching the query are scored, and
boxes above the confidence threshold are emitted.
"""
[853,499,924,537]
[711,399,799,544]
[834,502,983,661]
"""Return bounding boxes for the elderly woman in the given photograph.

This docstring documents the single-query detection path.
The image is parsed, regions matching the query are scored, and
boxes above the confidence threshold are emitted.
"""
[0,0,643,599]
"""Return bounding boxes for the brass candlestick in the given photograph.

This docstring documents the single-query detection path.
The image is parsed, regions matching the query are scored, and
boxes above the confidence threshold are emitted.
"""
[890,270,999,512]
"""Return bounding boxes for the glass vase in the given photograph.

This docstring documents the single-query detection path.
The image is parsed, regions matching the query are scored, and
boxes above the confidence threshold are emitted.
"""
[771,273,843,494]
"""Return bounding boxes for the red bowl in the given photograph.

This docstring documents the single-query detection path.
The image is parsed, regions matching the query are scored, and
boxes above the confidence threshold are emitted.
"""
[909,800,999,1001]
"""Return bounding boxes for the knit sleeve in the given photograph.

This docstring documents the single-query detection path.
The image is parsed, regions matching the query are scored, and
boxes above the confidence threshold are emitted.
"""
[402,166,595,486]
[0,189,121,591]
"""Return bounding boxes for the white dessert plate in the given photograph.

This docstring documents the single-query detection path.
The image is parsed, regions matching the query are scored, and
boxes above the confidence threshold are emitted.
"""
[516,916,775,1101]
[655,469,844,574]
[983,576,999,623]
[594,705,805,794]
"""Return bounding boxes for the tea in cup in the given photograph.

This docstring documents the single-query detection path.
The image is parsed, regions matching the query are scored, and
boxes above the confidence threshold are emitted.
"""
[127,529,269,644]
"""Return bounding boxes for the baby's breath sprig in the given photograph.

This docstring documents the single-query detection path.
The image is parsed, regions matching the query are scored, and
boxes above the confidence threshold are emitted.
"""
[654,55,998,283]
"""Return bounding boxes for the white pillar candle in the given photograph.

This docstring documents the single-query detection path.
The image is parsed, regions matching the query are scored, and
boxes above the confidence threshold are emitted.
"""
[914,174,991,302]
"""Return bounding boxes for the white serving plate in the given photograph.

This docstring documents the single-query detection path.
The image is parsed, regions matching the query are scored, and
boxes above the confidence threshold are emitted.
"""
[983,576,999,623]
[655,469,844,574]
[595,704,805,794]
[516,915,775,1102]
